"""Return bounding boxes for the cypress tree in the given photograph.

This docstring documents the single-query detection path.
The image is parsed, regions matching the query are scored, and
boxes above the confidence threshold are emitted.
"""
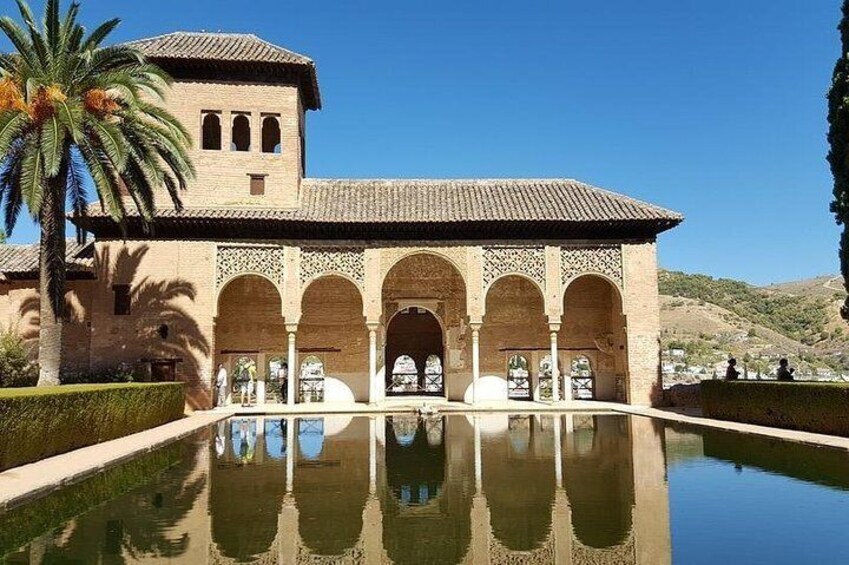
[828,0,849,321]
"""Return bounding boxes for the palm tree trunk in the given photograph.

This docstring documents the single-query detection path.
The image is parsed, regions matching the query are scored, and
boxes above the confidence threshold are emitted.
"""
[36,173,67,387]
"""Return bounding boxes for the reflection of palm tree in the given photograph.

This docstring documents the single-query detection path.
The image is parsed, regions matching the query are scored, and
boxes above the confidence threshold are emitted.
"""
[33,438,207,562]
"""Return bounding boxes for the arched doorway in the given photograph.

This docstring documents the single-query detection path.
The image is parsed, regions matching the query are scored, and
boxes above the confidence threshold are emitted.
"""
[215,275,286,405]
[560,275,627,402]
[385,307,444,396]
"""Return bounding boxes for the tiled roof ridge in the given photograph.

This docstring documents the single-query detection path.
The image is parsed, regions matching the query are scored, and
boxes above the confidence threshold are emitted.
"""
[127,31,315,64]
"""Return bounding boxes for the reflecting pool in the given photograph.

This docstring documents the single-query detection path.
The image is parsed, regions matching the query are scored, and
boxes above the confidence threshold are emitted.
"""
[2,414,849,564]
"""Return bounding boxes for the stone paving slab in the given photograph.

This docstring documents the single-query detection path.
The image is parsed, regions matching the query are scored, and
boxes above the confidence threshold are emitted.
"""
[615,405,849,451]
[0,412,226,512]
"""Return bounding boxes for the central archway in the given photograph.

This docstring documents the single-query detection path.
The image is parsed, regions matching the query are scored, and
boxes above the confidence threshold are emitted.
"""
[385,308,445,396]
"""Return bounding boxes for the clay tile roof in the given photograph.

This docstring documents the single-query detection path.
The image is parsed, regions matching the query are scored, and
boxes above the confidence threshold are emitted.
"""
[73,178,683,239]
[127,31,315,66]
[127,32,321,109]
[0,241,95,281]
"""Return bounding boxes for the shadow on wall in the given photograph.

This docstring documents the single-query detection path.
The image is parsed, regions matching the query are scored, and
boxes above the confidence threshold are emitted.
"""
[19,245,210,408]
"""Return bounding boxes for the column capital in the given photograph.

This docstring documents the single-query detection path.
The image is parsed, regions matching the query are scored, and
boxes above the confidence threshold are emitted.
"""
[285,323,299,334]
[469,320,483,332]
[366,321,381,332]
[549,323,561,333]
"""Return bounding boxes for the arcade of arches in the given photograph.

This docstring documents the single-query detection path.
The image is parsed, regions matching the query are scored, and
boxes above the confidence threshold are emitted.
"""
[211,242,659,407]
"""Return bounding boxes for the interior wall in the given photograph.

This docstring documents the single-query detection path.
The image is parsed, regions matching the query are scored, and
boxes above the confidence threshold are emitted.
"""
[479,276,549,401]
[560,276,627,401]
[299,276,369,402]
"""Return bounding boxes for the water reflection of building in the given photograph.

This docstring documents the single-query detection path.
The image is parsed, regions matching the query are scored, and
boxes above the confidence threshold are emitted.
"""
[14,414,672,564]
[201,413,672,564]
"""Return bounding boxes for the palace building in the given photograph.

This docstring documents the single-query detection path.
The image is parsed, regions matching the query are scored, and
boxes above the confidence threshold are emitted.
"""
[0,32,682,409]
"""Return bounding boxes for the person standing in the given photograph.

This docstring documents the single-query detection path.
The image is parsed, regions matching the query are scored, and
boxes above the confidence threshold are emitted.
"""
[216,364,228,407]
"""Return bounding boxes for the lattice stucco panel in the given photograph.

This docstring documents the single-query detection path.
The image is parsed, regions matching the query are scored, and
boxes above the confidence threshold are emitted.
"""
[560,245,623,289]
[300,246,365,288]
[482,246,546,290]
[216,245,286,289]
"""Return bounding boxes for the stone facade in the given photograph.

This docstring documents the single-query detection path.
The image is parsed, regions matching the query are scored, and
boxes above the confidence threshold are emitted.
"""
[0,32,679,409]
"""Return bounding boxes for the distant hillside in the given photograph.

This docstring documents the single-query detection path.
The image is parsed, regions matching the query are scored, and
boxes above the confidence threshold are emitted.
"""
[658,271,849,377]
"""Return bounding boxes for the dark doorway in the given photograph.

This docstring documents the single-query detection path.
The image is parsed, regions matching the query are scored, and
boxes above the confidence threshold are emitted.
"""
[385,308,444,396]
[151,361,176,382]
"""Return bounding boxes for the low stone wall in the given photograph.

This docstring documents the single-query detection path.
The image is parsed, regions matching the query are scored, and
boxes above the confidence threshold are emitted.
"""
[701,381,849,437]
[0,383,185,471]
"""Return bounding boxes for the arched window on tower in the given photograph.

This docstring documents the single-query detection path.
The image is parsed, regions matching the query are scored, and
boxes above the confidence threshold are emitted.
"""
[261,116,281,154]
[201,112,221,150]
[231,114,251,152]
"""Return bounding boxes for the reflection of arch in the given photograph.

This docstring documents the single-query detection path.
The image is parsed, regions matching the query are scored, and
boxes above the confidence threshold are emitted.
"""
[298,418,325,460]
[564,415,635,548]
[482,415,555,551]
[264,418,286,460]
[294,417,369,557]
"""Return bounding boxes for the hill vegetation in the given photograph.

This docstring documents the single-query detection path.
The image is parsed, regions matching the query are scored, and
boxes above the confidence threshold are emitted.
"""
[659,271,834,345]
[658,270,849,378]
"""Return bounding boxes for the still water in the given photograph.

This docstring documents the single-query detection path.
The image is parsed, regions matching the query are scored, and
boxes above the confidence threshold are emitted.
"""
[2,413,849,564]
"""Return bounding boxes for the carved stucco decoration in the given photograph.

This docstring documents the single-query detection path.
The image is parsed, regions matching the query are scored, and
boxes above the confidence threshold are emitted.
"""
[216,245,285,290]
[380,247,468,283]
[300,246,366,289]
[489,532,555,565]
[482,246,546,290]
[571,528,636,565]
[560,245,623,289]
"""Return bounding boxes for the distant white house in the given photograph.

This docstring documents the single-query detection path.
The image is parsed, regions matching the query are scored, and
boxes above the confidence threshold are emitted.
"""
[669,349,686,359]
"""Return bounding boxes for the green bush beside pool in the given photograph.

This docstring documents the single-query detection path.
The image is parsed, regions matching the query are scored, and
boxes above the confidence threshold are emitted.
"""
[0,383,185,471]
[701,381,849,437]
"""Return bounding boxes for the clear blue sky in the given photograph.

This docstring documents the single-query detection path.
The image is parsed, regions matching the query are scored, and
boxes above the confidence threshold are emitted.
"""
[0,0,842,285]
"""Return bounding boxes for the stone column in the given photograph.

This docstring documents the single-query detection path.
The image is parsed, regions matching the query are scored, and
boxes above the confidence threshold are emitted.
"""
[550,324,561,402]
[471,322,482,404]
[286,416,295,493]
[369,416,377,494]
[368,323,380,404]
[553,415,563,489]
[631,416,672,565]
[287,325,297,405]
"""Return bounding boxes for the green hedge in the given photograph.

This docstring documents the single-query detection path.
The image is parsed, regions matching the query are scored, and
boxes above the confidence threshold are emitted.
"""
[701,381,849,437]
[0,383,185,471]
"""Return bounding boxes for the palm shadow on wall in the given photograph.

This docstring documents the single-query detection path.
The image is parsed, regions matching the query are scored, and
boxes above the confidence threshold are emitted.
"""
[20,245,210,399]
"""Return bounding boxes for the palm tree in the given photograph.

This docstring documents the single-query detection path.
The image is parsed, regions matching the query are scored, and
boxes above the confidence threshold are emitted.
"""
[0,0,194,385]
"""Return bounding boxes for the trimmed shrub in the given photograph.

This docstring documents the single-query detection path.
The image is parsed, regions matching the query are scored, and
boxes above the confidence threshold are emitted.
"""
[0,383,184,471]
[60,363,137,384]
[0,330,37,388]
[701,381,849,437]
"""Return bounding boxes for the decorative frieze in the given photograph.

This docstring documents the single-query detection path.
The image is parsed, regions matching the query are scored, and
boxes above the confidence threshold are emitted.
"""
[300,246,365,289]
[560,245,623,289]
[482,246,546,290]
[216,245,286,289]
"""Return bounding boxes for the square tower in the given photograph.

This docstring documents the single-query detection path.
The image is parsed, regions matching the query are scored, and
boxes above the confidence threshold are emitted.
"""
[129,32,321,209]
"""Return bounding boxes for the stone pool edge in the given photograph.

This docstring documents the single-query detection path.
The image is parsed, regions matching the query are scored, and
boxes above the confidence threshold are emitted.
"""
[615,405,849,452]
[0,412,226,512]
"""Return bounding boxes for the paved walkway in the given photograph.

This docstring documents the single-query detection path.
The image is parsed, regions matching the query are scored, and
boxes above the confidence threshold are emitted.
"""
[617,405,849,451]
[0,412,225,512]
